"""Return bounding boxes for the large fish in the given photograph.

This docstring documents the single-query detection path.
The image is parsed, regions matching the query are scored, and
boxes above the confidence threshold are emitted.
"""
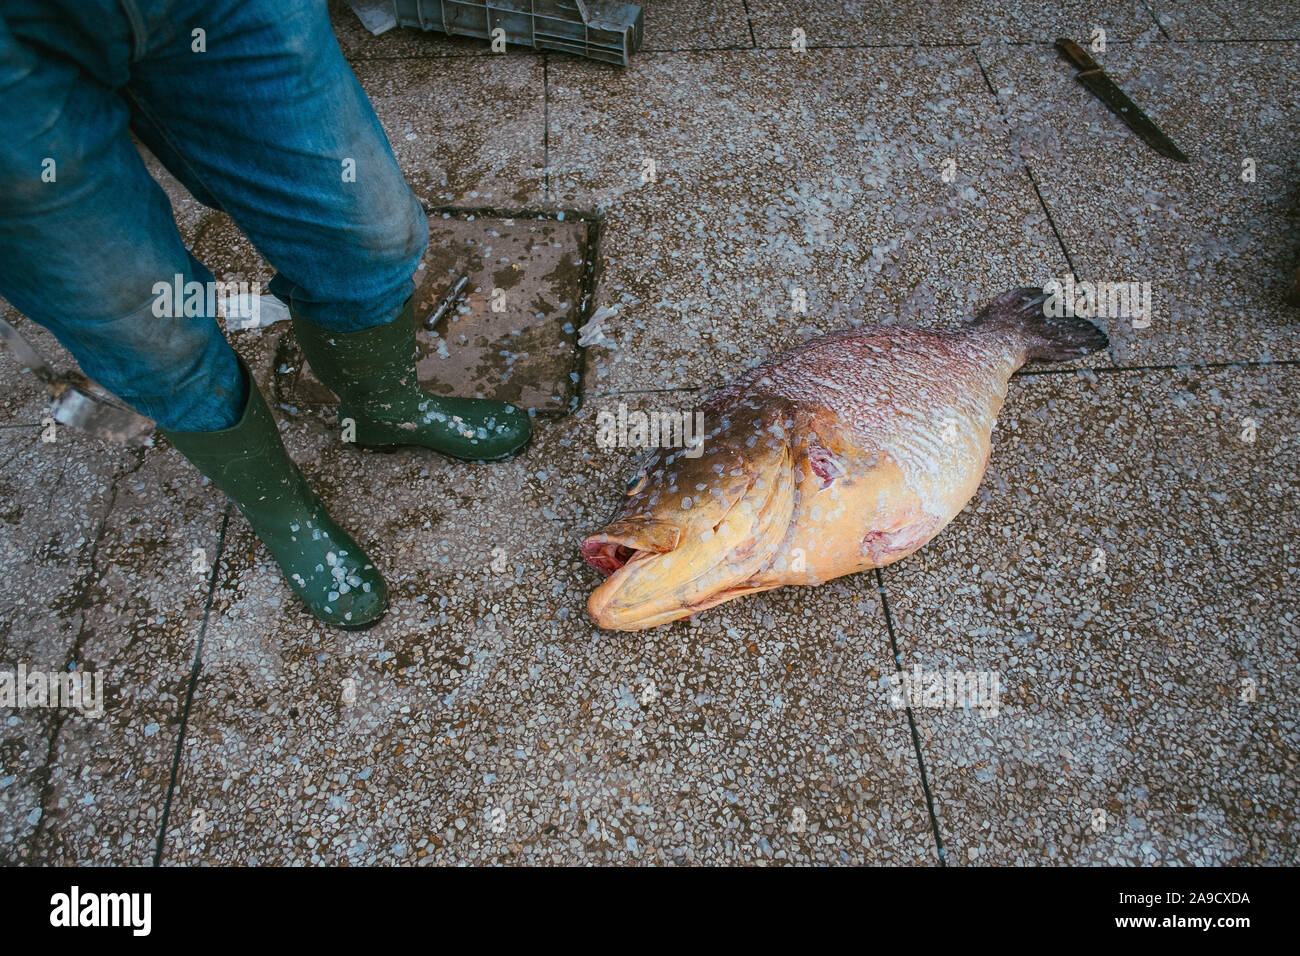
[582,287,1107,631]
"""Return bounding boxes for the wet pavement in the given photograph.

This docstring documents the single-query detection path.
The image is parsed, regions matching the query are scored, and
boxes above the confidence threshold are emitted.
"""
[0,1,1296,865]
[286,211,593,415]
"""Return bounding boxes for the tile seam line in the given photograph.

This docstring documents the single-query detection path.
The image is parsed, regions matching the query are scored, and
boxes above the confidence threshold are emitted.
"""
[1140,0,1173,39]
[681,358,1296,397]
[542,51,550,200]
[1014,358,1299,378]
[740,0,757,48]
[874,567,947,865]
[746,38,1300,49]
[971,45,1110,371]
[970,45,1078,277]
[588,387,703,398]
[26,454,74,856]
[153,502,231,867]
[28,449,144,856]
[341,36,1300,63]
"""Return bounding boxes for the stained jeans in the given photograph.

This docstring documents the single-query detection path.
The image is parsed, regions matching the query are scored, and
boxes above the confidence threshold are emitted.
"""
[0,0,427,430]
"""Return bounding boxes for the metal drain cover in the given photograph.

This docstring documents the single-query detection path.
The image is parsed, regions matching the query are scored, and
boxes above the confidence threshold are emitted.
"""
[281,209,593,417]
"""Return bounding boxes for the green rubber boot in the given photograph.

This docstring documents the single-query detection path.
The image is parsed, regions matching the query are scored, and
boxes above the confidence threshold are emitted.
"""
[158,356,388,629]
[290,298,531,461]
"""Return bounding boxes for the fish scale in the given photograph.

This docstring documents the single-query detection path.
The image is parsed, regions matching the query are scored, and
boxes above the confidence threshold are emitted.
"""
[718,327,1017,518]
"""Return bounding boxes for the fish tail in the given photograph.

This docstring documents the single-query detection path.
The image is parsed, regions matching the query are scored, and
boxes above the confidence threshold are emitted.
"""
[971,286,1109,361]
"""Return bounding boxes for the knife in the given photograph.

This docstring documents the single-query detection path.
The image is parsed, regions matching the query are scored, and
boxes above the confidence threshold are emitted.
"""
[423,274,469,330]
[0,315,155,445]
[1054,38,1189,163]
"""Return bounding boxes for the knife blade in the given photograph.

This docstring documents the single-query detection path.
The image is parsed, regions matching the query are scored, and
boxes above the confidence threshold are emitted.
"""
[1055,38,1189,163]
[0,315,155,445]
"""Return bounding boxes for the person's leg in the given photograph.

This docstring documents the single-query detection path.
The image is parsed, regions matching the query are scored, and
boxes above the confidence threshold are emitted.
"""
[125,0,424,333]
[0,4,387,628]
[122,0,530,459]
[0,9,244,431]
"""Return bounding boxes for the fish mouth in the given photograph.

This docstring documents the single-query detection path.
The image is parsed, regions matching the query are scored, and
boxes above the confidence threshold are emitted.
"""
[580,518,681,577]
[582,447,795,631]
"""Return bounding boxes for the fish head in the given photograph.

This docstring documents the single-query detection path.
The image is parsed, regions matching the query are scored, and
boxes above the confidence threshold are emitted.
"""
[582,398,798,630]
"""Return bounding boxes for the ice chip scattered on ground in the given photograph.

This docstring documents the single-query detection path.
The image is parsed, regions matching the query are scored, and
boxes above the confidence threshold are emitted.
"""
[221,294,290,331]
[578,304,619,347]
[346,0,397,35]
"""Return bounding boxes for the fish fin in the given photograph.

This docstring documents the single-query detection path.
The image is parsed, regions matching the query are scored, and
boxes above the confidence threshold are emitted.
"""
[802,429,849,488]
[971,286,1108,361]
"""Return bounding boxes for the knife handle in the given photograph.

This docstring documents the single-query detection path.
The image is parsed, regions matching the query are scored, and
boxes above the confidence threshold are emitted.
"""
[1055,37,1100,72]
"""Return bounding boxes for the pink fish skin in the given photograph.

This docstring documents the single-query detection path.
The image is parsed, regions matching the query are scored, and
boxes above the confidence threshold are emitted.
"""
[583,287,1108,631]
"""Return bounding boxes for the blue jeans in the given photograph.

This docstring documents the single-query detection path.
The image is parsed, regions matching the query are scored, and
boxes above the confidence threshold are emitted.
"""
[0,0,427,430]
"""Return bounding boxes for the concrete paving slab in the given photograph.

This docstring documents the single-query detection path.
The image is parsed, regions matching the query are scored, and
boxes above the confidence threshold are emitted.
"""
[0,331,114,866]
[0,428,123,863]
[1149,1,1300,41]
[0,312,53,428]
[549,47,1093,396]
[187,212,276,294]
[416,213,589,413]
[31,442,227,864]
[746,0,1162,46]
[353,55,546,206]
[0,316,223,864]
[159,401,936,864]
[980,40,1300,365]
[638,0,754,51]
[878,364,1297,864]
[1,171,293,865]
